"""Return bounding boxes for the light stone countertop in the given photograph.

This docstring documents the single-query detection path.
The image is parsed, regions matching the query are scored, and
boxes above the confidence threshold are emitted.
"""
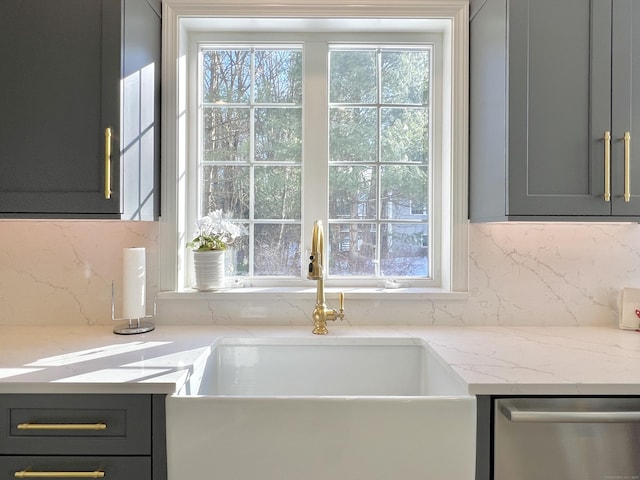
[1,325,639,395]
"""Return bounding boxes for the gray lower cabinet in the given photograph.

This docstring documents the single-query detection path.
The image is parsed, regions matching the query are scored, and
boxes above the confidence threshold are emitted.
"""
[0,394,166,480]
[470,0,640,221]
[475,396,492,480]
[0,0,160,219]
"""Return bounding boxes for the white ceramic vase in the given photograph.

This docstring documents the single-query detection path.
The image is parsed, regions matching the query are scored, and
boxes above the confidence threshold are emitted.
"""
[193,250,225,291]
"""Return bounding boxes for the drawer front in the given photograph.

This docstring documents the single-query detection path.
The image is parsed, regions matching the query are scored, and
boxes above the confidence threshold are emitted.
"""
[3,456,151,480]
[0,394,151,455]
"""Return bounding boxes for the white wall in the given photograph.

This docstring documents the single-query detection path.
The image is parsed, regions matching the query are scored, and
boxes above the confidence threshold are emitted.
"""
[0,221,635,327]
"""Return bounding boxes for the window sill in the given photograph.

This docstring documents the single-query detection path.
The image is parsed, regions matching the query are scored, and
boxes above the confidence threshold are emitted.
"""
[158,286,468,301]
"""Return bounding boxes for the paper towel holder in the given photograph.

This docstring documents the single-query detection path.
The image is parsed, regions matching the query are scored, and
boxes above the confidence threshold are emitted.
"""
[111,281,156,335]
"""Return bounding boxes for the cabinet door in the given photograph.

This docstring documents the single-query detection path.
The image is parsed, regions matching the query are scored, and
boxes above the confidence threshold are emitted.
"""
[611,0,640,215]
[507,0,612,217]
[121,0,161,220]
[0,394,151,455]
[0,0,121,216]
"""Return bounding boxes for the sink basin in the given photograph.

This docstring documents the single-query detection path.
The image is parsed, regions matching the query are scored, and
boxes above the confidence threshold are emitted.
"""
[166,337,476,480]
[196,336,466,396]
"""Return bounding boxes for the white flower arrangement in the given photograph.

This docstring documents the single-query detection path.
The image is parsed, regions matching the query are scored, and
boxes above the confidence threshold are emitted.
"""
[187,210,246,251]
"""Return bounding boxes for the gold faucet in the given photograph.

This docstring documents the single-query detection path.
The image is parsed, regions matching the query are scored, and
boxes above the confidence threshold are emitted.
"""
[308,220,345,334]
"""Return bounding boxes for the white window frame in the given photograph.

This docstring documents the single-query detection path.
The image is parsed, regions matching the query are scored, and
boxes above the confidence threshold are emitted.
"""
[192,34,438,287]
[159,0,469,296]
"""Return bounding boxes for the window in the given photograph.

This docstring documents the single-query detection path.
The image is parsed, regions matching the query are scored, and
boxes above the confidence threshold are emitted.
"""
[199,46,303,277]
[196,40,432,282]
[328,46,431,279]
[160,2,469,295]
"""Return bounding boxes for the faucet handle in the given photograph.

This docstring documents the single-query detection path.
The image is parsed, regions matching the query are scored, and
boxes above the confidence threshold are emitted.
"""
[336,291,345,321]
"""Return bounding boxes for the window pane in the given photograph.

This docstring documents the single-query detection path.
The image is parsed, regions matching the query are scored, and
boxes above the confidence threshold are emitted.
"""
[328,45,431,280]
[254,49,302,103]
[380,165,428,220]
[200,165,250,219]
[381,50,430,104]
[380,223,429,277]
[202,50,251,103]
[255,166,301,219]
[254,224,301,276]
[329,165,377,219]
[203,107,250,162]
[255,108,302,162]
[199,45,303,280]
[329,50,377,103]
[328,223,376,276]
[381,108,428,163]
[329,107,377,162]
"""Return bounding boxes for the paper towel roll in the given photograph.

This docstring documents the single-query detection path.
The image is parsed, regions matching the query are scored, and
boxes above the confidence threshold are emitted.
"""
[122,247,146,320]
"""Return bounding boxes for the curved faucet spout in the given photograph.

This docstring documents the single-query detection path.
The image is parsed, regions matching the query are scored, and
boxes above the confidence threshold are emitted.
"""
[307,220,345,334]
[308,220,324,280]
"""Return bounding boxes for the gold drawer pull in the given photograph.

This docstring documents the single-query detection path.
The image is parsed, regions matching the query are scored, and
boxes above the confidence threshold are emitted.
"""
[604,130,611,202]
[17,423,107,431]
[624,131,632,202]
[15,470,104,478]
[104,127,112,200]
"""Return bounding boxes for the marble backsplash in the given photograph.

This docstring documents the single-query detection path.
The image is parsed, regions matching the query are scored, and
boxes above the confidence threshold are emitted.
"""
[1,220,639,327]
[0,221,159,327]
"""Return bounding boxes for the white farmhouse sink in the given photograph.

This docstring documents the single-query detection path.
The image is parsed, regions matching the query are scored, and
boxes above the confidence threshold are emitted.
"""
[166,337,476,480]
[197,337,466,396]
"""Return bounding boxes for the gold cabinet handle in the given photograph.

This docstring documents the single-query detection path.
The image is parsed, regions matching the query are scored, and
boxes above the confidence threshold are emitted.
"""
[624,131,632,202]
[604,131,611,202]
[104,127,112,199]
[15,470,104,478]
[17,423,107,431]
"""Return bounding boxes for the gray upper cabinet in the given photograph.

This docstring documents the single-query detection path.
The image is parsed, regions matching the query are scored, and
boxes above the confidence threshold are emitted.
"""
[470,0,640,221]
[0,0,160,219]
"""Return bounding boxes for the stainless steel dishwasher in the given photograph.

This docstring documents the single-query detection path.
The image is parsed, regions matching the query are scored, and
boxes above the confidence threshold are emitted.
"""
[494,398,640,480]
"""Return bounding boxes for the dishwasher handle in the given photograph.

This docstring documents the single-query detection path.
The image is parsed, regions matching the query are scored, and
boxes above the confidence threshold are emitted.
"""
[499,400,640,423]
